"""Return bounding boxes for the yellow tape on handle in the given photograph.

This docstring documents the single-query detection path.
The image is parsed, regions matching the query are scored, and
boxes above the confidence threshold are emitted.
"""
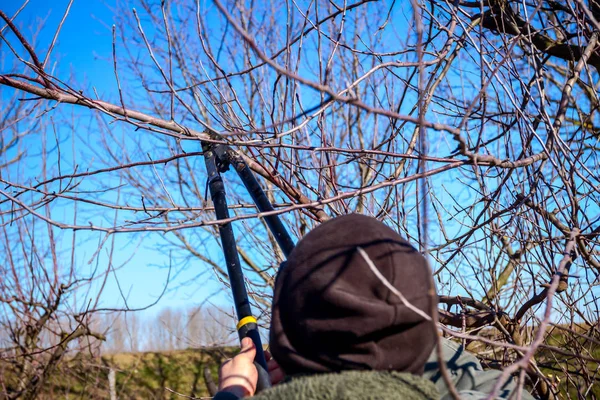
[236,316,257,330]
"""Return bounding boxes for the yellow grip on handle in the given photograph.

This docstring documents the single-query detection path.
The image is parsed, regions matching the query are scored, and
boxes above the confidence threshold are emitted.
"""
[237,316,257,330]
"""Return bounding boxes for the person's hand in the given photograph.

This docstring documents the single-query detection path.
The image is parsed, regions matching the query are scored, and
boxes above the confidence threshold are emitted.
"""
[218,337,258,398]
[265,350,285,385]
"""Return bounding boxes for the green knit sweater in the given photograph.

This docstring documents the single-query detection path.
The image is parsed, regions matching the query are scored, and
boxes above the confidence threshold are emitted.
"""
[215,370,439,400]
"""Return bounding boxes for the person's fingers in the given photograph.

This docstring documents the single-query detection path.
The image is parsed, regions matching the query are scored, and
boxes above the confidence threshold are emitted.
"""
[264,351,284,384]
[270,366,285,385]
[266,351,281,371]
[267,357,279,371]
[238,337,256,361]
[241,337,252,348]
[240,337,255,352]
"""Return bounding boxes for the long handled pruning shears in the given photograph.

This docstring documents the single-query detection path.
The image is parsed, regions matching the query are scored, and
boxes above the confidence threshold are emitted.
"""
[202,138,295,392]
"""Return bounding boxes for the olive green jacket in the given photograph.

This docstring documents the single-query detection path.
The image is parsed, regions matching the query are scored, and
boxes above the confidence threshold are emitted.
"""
[215,370,438,400]
[214,339,537,400]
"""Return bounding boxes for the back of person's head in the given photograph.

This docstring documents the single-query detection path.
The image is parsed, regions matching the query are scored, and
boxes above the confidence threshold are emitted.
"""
[269,213,437,376]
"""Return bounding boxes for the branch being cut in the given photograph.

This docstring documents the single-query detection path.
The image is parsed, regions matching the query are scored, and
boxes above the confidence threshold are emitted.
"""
[0,75,329,222]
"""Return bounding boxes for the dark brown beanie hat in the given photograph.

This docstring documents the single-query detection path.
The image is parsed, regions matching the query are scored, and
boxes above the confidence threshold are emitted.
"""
[269,214,437,376]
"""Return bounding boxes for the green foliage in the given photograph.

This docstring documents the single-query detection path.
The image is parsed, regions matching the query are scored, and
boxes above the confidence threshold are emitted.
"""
[4,336,599,399]
[537,331,600,399]
[2,347,237,400]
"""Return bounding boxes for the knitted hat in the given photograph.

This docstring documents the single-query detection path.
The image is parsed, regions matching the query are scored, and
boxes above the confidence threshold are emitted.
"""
[269,214,437,376]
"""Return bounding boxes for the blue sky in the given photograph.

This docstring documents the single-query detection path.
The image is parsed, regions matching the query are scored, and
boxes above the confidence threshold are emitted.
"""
[11,1,115,87]
[0,0,541,316]
[2,0,233,314]
[4,0,598,335]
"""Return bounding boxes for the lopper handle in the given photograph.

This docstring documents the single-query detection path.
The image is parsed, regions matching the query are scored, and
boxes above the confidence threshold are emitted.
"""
[239,319,271,392]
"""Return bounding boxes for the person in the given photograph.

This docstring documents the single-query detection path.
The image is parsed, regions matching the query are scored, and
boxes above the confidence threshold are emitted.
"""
[214,214,536,399]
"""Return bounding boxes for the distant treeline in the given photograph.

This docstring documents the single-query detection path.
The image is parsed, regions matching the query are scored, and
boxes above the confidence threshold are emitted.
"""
[99,306,237,353]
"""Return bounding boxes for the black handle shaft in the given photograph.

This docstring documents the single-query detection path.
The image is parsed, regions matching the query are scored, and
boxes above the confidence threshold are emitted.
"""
[204,146,271,392]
